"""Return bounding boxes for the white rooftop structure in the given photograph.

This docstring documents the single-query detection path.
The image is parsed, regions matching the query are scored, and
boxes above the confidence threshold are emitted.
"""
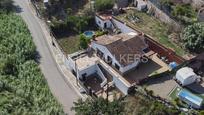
[75,55,98,71]
[44,0,48,3]
[176,67,197,86]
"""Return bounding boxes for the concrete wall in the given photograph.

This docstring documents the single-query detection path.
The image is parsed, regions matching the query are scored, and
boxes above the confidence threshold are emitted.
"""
[99,61,131,95]
[96,65,107,87]
[113,75,129,95]
[67,56,75,71]
[78,64,97,79]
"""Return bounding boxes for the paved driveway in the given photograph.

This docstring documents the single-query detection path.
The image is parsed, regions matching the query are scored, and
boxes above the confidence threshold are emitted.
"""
[13,0,79,114]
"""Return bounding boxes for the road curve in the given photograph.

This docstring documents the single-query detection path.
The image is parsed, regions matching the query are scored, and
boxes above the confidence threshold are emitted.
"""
[13,0,79,114]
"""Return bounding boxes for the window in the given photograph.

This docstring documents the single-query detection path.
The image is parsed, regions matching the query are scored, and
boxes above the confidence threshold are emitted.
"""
[107,56,112,65]
[96,48,104,58]
[115,63,120,70]
[98,21,101,24]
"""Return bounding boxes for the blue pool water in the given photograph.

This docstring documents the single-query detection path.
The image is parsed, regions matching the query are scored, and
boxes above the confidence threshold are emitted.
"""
[84,31,94,38]
[178,89,203,106]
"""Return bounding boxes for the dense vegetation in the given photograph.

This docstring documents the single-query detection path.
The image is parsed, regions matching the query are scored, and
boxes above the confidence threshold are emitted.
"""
[0,11,64,114]
[72,97,125,115]
[123,93,180,115]
[159,0,197,24]
[0,0,13,12]
[95,0,114,12]
[182,22,204,53]
[72,93,181,115]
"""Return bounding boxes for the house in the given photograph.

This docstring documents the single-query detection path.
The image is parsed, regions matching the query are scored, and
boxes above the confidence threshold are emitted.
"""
[91,32,148,74]
[95,13,113,30]
[133,0,148,11]
[178,89,203,109]
[176,67,198,86]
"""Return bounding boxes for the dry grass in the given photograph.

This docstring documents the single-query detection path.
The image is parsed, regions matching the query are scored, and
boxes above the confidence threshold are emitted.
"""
[117,10,186,56]
[57,35,80,54]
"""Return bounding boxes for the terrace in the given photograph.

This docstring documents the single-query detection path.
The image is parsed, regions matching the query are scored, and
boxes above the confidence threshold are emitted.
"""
[123,52,171,85]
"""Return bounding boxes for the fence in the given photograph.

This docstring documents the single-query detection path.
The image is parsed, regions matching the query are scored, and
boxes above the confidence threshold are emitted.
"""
[30,0,67,58]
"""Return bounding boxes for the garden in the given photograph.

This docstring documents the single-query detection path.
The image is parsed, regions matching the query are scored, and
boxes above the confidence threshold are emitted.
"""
[116,10,186,56]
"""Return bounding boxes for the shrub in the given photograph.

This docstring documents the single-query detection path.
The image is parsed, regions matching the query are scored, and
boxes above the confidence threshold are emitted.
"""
[182,22,204,53]
[79,34,91,49]
[95,0,114,12]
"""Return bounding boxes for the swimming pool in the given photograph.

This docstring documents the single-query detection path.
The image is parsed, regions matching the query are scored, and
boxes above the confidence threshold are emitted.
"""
[84,31,94,38]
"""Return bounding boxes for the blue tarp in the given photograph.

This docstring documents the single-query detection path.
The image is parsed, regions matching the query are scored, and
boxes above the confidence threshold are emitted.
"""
[169,62,177,69]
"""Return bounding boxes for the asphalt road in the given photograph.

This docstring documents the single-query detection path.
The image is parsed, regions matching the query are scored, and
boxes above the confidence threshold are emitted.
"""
[13,0,79,114]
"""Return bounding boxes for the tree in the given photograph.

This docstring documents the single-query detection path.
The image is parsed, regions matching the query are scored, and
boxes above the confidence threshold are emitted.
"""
[72,97,124,115]
[95,0,114,12]
[172,4,197,24]
[79,34,90,49]
[182,23,204,53]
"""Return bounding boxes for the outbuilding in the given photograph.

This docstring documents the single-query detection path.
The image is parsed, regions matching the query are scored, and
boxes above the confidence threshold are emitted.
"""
[176,67,197,86]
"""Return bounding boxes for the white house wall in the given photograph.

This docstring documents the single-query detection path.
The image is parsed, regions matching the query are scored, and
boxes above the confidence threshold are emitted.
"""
[92,43,122,68]
[92,42,140,74]
[113,75,129,95]
[78,64,97,79]
[120,61,140,73]
[111,18,136,33]
[95,16,113,29]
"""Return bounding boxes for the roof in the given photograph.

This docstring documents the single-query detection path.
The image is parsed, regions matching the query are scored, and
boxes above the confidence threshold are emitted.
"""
[96,12,112,21]
[44,0,48,3]
[176,67,196,79]
[178,89,203,106]
[94,33,148,66]
[76,55,98,71]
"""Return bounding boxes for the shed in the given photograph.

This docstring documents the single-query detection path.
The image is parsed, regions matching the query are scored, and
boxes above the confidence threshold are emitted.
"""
[176,67,197,86]
[134,0,147,11]
[178,89,203,109]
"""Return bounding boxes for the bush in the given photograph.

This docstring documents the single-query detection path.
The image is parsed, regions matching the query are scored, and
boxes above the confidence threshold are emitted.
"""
[182,23,204,53]
[80,34,91,49]
[95,0,114,12]
[172,4,197,24]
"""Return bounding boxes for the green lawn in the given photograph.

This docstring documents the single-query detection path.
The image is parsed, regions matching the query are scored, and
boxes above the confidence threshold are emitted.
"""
[169,86,181,100]
[57,35,81,54]
[116,10,186,56]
